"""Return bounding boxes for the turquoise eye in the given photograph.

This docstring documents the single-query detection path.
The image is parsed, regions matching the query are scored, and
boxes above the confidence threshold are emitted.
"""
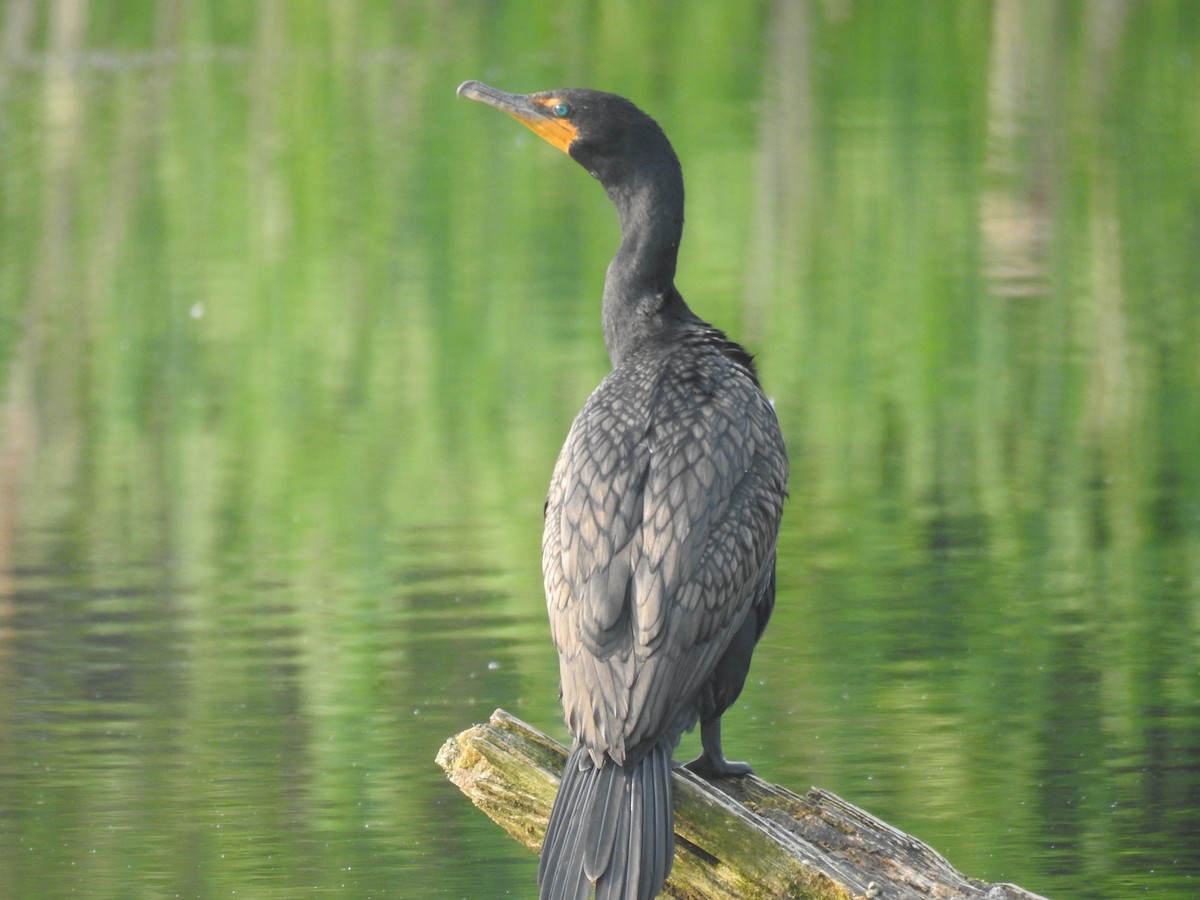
[552,102,571,118]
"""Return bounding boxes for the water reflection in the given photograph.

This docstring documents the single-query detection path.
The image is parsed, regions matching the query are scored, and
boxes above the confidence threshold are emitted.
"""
[0,526,548,896]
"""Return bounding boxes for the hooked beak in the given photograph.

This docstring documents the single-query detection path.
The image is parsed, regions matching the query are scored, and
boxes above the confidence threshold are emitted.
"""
[457,80,578,153]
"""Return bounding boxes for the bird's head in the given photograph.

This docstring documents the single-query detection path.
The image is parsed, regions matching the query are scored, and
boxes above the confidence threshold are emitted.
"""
[456,81,677,192]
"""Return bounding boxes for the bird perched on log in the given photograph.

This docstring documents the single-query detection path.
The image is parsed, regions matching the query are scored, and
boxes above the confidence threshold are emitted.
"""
[458,80,788,900]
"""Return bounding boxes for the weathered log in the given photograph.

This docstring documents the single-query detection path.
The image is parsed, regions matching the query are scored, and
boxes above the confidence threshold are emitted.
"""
[435,709,1050,900]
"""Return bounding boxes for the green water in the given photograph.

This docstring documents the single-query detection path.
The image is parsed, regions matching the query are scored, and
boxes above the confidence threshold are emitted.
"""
[1,2,1198,897]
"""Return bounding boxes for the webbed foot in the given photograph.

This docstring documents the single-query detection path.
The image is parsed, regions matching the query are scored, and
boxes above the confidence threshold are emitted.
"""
[684,753,754,779]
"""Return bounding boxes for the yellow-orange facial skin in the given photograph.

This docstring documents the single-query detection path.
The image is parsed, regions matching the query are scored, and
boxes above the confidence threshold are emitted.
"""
[518,99,578,153]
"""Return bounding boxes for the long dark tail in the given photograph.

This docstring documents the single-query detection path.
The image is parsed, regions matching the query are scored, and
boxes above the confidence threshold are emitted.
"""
[538,743,673,900]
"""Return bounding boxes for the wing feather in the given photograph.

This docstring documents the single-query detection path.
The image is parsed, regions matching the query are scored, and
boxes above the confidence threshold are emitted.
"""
[543,344,787,761]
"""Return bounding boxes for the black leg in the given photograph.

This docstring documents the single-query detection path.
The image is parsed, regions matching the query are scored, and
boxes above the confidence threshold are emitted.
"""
[683,716,753,778]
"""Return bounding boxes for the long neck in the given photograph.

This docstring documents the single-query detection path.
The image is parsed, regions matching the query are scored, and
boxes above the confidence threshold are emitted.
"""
[600,157,688,366]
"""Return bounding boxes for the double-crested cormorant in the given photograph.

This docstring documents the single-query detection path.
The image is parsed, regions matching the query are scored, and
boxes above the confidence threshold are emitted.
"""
[458,81,788,900]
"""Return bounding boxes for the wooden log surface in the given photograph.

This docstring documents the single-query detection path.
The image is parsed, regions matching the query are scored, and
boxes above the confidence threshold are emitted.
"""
[435,709,1051,900]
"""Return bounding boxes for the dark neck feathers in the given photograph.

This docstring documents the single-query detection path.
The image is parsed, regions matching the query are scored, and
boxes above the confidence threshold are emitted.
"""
[591,144,691,366]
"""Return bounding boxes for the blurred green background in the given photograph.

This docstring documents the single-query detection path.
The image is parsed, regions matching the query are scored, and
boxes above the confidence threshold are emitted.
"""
[1,1,1198,897]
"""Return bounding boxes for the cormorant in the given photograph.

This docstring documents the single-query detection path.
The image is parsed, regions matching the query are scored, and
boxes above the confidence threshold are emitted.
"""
[458,81,788,900]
